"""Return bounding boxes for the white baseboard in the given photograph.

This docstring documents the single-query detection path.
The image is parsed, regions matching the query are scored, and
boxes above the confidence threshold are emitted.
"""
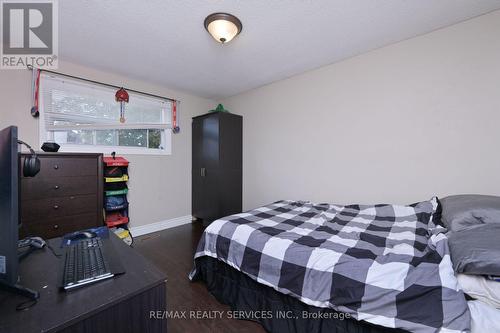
[129,215,193,237]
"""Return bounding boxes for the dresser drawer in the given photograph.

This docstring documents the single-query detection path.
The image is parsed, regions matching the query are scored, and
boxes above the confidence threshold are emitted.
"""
[21,194,98,222]
[21,156,98,178]
[19,153,104,239]
[21,176,99,200]
[20,213,100,239]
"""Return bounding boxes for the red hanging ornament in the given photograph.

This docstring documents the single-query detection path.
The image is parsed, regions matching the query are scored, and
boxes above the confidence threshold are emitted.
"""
[115,87,129,123]
[30,68,41,117]
[172,100,180,133]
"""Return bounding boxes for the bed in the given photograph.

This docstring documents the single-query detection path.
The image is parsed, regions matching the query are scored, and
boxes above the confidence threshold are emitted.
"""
[190,199,470,332]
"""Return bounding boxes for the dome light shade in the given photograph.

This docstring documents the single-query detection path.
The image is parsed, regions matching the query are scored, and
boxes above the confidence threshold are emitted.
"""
[204,13,242,44]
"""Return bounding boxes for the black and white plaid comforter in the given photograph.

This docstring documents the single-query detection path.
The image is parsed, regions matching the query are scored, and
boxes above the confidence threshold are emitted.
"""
[190,198,470,332]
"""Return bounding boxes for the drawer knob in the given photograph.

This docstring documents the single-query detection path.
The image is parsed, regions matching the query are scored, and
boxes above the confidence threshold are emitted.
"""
[54,185,60,190]
[53,205,59,210]
[53,164,59,170]
[53,224,59,229]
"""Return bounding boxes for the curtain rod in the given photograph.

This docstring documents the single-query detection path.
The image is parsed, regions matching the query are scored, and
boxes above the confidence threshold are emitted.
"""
[27,65,178,103]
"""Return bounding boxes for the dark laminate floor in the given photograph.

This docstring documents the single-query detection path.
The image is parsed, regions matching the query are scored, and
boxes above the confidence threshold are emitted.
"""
[134,222,266,333]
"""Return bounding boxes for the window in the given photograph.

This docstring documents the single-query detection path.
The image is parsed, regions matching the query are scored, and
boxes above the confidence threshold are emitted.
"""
[39,73,172,155]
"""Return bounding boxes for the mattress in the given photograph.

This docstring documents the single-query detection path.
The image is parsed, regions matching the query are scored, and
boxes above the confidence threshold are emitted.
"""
[194,256,404,333]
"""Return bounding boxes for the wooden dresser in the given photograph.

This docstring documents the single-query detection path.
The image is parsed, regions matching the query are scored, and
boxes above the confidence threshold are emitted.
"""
[19,153,104,239]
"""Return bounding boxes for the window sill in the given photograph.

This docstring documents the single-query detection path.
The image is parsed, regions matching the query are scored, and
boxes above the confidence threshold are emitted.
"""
[53,144,171,156]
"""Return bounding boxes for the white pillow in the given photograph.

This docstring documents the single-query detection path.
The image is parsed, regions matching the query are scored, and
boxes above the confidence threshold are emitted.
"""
[468,300,500,333]
[457,274,500,308]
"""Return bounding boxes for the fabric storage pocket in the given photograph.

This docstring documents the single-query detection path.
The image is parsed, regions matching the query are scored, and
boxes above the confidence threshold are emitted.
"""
[105,195,129,211]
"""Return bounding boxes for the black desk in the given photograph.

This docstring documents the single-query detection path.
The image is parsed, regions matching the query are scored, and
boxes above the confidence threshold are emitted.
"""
[0,234,167,333]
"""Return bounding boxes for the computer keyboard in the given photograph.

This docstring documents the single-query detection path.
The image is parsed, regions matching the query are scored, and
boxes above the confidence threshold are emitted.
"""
[61,238,114,290]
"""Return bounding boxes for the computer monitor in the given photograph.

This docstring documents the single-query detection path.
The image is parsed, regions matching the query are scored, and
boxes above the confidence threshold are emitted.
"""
[0,126,38,299]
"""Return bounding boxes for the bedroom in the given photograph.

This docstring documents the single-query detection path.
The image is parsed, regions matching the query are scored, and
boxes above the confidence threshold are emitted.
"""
[1,1,500,332]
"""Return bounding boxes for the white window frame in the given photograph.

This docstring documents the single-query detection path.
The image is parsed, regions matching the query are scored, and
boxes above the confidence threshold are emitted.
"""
[38,73,173,156]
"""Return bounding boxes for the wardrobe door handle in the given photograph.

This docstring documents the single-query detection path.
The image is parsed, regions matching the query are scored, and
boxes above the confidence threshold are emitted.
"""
[201,168,206,177]
[53,164,59,170]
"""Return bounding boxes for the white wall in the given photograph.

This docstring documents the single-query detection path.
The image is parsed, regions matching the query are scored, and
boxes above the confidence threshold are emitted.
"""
[0,61,214,227]
[222,10,500,210]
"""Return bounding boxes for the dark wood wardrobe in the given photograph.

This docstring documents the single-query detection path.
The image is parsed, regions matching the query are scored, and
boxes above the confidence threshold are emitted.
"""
[192,111,242,225]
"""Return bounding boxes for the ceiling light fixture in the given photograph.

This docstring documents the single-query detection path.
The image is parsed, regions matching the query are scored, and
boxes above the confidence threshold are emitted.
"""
[204,12,242,44]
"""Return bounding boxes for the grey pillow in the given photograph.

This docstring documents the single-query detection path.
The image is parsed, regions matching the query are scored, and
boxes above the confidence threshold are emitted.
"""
[448,223,500,275]
[440,195,500,232]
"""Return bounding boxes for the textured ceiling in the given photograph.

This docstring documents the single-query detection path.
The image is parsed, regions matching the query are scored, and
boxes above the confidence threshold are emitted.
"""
[59,1,500,99]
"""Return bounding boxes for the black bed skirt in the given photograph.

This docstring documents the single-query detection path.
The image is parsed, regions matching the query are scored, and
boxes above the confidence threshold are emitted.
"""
[192,256,405,333]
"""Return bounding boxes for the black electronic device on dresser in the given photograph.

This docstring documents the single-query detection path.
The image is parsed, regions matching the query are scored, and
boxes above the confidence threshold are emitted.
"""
[192,111,242,225]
